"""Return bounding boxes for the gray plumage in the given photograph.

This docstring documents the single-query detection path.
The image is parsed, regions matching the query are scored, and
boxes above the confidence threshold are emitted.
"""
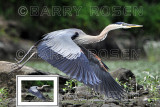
[37,28,123,99]
[15,22,143,99]
[28,86,46,100]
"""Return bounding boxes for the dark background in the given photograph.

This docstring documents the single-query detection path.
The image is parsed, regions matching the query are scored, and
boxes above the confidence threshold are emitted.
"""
[0,0,159,60]
[22,80,53,89]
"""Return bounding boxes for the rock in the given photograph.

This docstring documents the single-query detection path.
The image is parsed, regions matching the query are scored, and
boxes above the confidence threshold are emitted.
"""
[22,94,35,101]
[111,68,135,83]
[110,68,142,91]
[62,93,77,100]
[75,86,90,99]
[104,99,119,105]
[127,92,140,99]
[137,84,144,90]
[136,96,150,107]
[0,98,16,107]
[7,98,16,107]
[102,103,120,107]
[75,86,102,99]
[62,102,73,106]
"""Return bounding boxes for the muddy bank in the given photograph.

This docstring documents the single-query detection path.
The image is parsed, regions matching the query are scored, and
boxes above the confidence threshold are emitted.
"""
[0,61,159,107]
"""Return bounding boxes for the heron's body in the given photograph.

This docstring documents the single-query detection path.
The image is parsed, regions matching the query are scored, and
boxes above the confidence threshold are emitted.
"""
[28,86,46,100]
[28,85,50,100]
[37,28,123,99]
[16,22,142,99]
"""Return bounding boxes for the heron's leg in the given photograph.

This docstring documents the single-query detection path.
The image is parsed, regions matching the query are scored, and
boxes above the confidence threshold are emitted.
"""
[15,46,36,64]
[17,52,36,69]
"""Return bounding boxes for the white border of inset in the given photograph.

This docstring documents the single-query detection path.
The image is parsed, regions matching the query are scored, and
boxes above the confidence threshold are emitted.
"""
[16,75,59,107]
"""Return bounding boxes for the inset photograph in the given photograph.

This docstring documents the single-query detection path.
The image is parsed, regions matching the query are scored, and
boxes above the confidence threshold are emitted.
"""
[16,75,58,107]
[21,80,53,102]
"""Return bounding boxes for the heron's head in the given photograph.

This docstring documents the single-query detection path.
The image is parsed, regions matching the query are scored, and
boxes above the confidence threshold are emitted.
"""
[111,22,143,29]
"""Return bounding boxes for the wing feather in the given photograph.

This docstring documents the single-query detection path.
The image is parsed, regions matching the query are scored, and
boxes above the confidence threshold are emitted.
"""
[37,29,101,86]
[37,29,125,99]
[79,45,125,99]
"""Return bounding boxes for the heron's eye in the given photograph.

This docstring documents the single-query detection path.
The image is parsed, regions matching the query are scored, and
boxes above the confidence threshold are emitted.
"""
[71,32,79,40]
[122,23,127,26]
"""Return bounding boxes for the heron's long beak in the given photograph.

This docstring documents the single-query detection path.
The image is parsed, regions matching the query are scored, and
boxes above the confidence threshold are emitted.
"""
[126,24,143,27]
[43,85,50,87]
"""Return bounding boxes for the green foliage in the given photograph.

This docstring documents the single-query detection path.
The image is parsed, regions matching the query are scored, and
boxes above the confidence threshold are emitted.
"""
[63,79,78,93]
[0,88,8,106]
[116,70,160,105]
[0,0,159,40]
[115,77,134,92]
[0,28,6,37]
[144,41,160,62]
[115,71,160,105]
[140,71,160,105]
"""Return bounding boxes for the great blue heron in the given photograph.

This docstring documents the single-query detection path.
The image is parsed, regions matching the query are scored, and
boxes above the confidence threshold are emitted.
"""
[15,22,142,99]
[28,85,50,101]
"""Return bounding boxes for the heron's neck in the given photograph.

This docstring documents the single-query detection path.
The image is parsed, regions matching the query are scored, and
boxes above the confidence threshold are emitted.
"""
[96,25,116,42]
[78,25,118,44]
[37,87,42,90]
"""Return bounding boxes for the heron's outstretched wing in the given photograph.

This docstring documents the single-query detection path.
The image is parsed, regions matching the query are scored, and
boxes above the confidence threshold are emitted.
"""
[37,29,101,86]
[28,86,46,100]
[37,29,124,99]
[79,46,125,99]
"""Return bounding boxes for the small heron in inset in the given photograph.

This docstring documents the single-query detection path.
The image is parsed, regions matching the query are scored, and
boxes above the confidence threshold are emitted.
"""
[15,22,142,99]
[28,85,50,101]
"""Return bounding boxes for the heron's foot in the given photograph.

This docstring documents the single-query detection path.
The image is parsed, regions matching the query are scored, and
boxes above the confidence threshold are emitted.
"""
[11,57,24,70]
[14,58,22,65]
[8,63,22,76]
[11,63,23,71]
